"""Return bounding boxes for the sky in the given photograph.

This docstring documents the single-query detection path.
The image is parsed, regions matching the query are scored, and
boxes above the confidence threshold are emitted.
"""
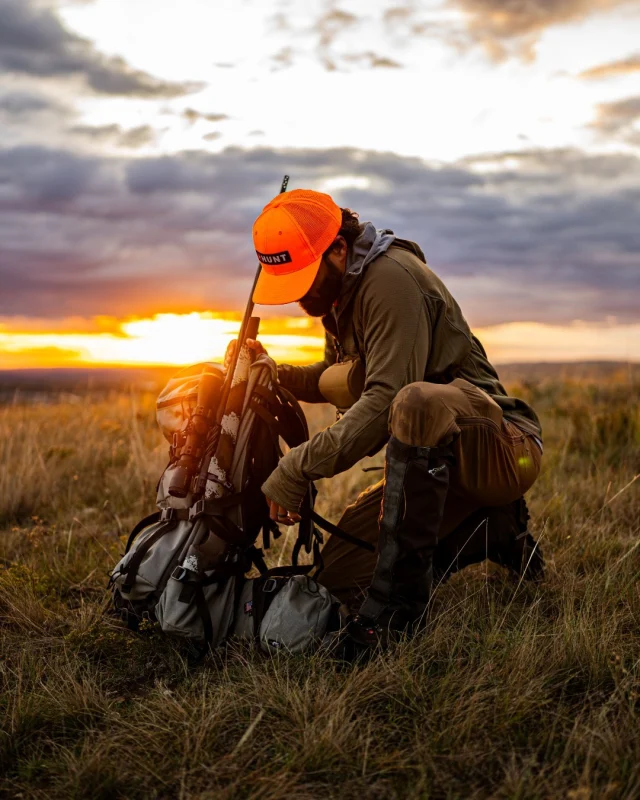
[0,0,639,368]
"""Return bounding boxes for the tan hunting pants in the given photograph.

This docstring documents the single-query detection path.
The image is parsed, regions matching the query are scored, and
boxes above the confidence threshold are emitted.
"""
[318,379,542,604]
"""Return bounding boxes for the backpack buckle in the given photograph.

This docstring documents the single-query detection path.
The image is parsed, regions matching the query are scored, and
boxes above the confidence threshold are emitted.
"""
[263,577,278,594]
[171,566,189,582]
[160,507,176,522]
[189,499,206,520]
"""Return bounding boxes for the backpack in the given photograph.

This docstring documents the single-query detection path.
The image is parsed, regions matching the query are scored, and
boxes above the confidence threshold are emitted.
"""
[108,352,370,654]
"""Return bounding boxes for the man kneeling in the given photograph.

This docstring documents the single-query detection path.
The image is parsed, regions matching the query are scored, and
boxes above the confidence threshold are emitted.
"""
[246,188,544,658]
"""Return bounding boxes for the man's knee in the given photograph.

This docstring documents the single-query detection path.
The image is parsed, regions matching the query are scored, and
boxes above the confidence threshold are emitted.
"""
[389,382,459,447]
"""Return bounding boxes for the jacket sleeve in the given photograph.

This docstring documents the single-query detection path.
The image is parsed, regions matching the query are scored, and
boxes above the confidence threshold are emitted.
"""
[262,257,431,510]
[276,333,337,403]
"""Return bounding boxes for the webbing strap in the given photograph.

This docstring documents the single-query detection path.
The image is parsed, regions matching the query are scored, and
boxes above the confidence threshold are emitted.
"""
[252,383,308,449]
[124,512,161,554]
[276,384,310,442]
[251,383,283,409]
[262,518,281,552]
[309,511,375,553]
[205,514,249,548]
[249,400,288,443]
[200,560,245,585]
[188,493,244,521]
[248,546,269,575]
[122,519,176,592]
[195,585,213,645]
[200,493,244,513]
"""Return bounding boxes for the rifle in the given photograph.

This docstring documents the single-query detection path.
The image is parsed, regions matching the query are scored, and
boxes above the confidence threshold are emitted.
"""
[168,175,289,500]
[203,174,290,501]
[216,173,289,428]
[170,176,289,575]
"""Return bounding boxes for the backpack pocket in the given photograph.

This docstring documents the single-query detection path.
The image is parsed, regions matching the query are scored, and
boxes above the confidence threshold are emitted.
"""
[155,570,238,647]
[110,517,207,632]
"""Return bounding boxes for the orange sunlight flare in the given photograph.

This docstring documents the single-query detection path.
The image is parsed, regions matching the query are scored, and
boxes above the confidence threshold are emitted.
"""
[0,312,326,369]
[0,314,638,370]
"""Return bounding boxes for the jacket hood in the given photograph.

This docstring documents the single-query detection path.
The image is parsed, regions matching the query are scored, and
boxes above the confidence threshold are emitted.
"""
[333,224,426,321]
[334,222,394,319]
[390,237,427,264]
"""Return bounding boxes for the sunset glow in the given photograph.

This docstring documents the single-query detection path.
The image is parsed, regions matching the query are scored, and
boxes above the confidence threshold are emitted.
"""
[0,314,637,370]
[0,0,638,371]
[0,313,327,369]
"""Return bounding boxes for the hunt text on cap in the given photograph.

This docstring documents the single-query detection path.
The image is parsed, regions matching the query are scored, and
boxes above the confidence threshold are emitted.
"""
[256,249,293,265]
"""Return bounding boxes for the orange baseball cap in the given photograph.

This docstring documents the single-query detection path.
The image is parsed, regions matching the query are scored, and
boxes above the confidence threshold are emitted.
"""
[252,188,342,305]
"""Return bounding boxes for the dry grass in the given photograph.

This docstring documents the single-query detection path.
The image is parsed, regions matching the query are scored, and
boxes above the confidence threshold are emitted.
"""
[1,375,639,799]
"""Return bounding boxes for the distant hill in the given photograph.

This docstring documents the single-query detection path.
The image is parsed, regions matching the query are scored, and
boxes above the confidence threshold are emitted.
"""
[0,367,178,404]
[495,361,640,384]
[0,361,638,404]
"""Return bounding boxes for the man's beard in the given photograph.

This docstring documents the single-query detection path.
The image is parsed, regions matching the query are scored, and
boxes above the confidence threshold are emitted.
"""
[298,260,343,317]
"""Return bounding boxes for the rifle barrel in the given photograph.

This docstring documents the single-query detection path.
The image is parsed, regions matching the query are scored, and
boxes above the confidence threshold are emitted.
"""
[216,174,290,423]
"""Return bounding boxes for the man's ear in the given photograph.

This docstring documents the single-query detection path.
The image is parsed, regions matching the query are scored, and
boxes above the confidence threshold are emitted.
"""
[334,235,347,254]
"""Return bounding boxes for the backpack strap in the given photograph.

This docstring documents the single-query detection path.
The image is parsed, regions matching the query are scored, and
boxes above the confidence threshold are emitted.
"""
[249,385,374,563]
[309,510,375,553]
[261,518,281,552]
[248,400,288,448]
[195,584,214,645]
[120,517,178,594]
[124,511,162,553]
[292,484,322,566]
[247,545,269,575]
[252,383,309,451]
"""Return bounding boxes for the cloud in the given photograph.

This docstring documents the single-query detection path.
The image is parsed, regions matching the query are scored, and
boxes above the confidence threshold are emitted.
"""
[451,0,638,60]
[591,95,640,142]
[69,123,157,148]
[324,1,640,66]
[0,0,201,97]
[343,52,402,69]
[316,8,359,69]
[0,90,65,116]
[0,145,104,203]
[269,6,404,72]
[580,52,640,79]
[382,0,638,61]
[0,144,638,326]
[182,108,229,125]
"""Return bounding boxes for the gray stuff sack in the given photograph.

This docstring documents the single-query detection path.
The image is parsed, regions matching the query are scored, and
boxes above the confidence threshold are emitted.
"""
[257,575,336,655]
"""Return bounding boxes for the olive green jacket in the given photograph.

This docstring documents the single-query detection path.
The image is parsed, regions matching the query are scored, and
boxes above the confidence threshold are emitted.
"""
[262,239,541,511]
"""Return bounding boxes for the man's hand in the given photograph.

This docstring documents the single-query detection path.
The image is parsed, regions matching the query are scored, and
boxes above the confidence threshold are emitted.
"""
[266,495,301,526]
[224,338,268,370]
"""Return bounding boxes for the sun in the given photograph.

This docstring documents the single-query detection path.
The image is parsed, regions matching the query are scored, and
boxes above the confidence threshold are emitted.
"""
[0,312,328,369]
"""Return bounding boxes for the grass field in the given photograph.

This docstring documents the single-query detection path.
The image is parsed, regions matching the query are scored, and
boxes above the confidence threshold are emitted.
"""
[1,371,639,799]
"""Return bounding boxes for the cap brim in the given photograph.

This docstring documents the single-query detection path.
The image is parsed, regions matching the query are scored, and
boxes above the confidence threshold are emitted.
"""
[252,255,322,305]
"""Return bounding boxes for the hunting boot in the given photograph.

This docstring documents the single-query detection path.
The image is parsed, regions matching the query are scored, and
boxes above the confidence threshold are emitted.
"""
[335,436,454,661]
[432,497,544,584]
